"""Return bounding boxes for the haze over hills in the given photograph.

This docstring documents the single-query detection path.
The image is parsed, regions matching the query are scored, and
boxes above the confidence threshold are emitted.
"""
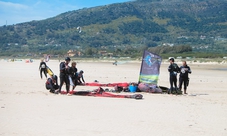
[0,0,227,57]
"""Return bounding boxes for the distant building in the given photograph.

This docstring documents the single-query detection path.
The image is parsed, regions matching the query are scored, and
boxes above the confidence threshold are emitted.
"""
[177,56,182,59]
[67,50,82,57]
[163,43,174,47]
[200,35,206,40]
[98,51,113,57]
[215,36,227,41]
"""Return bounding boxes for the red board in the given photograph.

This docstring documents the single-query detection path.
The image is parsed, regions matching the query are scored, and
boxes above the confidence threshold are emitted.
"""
[59,87,142,100]
[84,82,129,87]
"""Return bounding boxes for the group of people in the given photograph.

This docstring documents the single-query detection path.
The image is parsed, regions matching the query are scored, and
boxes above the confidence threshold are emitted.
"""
[168,58,192,94]
[40,56,191,95]
[39,57,85,95]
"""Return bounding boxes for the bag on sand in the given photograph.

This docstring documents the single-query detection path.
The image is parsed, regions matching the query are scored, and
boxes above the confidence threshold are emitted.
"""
[114,85,123,93]
[138,83,162,93]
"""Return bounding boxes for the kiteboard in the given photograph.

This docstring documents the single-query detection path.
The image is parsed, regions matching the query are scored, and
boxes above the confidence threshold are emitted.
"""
[59,87,143,100]
[46,66,54,76]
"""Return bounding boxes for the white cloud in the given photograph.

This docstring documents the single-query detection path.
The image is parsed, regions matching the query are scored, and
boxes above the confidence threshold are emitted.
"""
[0,0,130,26]
[0,1,28,10]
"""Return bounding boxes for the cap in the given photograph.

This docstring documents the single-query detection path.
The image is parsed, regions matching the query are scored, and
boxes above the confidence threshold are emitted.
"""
[52,75,57,80]
[79,70,84,73]
[169,58,174,62]
[65,57,71,61]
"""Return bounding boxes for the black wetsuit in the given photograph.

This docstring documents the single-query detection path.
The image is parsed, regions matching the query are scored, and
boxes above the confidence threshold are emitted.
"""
[68,66,78,85]
[58,62,70,93]
[39,62,47,79]
[168,63,180,93]
[46,77,59,93]
[179,65,191,90]
[76,73,85,85]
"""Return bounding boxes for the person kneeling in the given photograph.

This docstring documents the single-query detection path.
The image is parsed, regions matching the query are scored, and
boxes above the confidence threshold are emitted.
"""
[46,75,59,93]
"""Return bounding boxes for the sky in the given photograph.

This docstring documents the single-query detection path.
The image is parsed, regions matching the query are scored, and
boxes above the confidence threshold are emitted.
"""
[0,0,131,26]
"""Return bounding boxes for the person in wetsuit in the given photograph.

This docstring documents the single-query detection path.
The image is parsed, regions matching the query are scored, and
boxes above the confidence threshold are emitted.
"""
[46,75,59,93]
[57,57,71,94]
[179,61,192,94]
[39,59,47,79]
[168,58,180,94]
[68,61,78,91]
[76,70,85,85]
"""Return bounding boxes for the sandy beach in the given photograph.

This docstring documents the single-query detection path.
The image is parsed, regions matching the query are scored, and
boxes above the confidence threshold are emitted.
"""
[0,59,227,136]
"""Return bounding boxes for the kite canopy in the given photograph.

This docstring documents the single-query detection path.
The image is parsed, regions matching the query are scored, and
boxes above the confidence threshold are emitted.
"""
[138,50,162,85]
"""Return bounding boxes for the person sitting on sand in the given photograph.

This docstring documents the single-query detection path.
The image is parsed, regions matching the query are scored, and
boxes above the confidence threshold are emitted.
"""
[113,60,117,66]
[179,61,192,94]
[46,75,59,93]
[68,61,78,91]
[76,70,85,85]
[168,58,180,94]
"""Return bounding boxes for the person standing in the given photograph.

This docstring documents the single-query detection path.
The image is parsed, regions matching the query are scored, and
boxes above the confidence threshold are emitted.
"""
[179,61,192,94]
[39,59,47,79]
[168,58,180,94]
[57,57,71,94]
[68,61,78,91]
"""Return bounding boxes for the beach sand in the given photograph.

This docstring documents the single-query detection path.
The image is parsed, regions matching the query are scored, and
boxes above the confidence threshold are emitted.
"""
[0,59,227,136]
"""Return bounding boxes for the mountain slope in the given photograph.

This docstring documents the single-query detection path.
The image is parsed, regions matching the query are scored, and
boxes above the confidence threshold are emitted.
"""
[0,0,227,55]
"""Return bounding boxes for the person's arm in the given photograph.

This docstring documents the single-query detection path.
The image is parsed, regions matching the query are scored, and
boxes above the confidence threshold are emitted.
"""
[179,66,182,73]
[39,62,41,70]
[59,62,66,71]
[177,64,180,73]
[168,65,172,72]
[188,66,192,74]
[78,77,82,84]
[44,62,47,68]
[68,67,72,76]
[81,75,85,83]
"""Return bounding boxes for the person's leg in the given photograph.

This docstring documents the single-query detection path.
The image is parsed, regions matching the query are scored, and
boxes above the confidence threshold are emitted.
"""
[169,76,173,94]
[46,84,53,93]
[55,75,59,85]
[173,76,177,91]
[54,84,59,90]
[40,69,43,79]
[72,79,76,91]
[58,76,64,93]
[183,78,188,94]
[44,69,47,78]
[65,75,70,93]
[179,77,183,91]
[173,76,178,94]
[73,78,79,91]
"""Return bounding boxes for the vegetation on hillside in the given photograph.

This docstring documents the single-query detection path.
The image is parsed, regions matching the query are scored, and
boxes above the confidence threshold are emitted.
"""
[0,0,227,58]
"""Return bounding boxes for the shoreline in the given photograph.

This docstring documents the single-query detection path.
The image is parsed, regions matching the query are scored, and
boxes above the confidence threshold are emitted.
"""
[2,57,227,65]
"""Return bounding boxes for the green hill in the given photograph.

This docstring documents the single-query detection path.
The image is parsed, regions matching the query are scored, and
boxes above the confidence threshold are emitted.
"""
[0,0,227,57]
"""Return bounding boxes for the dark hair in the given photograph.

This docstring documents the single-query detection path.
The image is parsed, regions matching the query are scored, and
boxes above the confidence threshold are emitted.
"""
[65,57,71,61]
